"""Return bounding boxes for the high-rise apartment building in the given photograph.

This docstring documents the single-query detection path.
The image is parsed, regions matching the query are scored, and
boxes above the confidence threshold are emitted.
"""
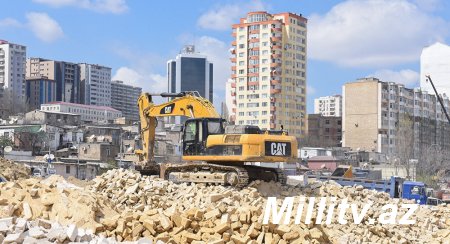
[343,77,450,156]
[167,45,213,101]
[229,12,307,138]
[26,76,57,111]
[420,42,450,96]
[0,40,27,114]
[314,95,342,117]
[111,80,142,121]
[79,63,112,107]
[26,58,81,103]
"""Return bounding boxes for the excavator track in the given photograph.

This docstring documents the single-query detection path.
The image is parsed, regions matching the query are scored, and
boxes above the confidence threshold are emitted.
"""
[164,163,250,187]
[163,163,286,187]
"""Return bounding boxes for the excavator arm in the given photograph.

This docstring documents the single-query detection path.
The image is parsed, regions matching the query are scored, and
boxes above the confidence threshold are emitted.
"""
[135,91,219,166]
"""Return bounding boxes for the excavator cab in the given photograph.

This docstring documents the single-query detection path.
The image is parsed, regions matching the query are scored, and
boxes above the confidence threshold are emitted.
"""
[182,118,225,156]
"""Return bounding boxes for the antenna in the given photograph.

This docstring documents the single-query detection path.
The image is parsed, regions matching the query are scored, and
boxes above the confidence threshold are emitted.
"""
[4,146,12,153]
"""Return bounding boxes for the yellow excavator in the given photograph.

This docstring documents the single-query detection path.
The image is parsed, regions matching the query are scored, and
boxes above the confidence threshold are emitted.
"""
[135,91,298,187]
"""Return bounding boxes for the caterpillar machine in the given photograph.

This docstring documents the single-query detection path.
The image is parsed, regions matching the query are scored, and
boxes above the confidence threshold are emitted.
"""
[135,91,298,187]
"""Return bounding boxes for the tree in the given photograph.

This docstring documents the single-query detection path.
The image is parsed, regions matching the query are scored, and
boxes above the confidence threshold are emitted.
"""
[417,144,450,187]
[14,127,48,155]
[0,135,13,156]
[395,114,415,180]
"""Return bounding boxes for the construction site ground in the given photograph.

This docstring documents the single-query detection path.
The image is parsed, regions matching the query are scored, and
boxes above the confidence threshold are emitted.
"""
[0,158,449,243]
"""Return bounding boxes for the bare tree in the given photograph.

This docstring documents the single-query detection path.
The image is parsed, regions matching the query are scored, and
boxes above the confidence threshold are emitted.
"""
[418,144,450,187]
[395,114,415,179]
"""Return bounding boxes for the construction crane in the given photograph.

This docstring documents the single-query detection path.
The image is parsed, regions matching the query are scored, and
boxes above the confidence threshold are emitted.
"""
[135,91,298,187]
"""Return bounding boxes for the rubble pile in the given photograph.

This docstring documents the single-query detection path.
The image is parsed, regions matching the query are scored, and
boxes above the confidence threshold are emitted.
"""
[0,168,449,243]
[90,169,450,243]
[0,158,30,181]
[0,175,117,231]
[0,217,153,244]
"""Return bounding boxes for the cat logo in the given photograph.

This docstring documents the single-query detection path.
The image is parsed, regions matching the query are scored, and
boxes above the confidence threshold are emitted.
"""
[265,141,291,157]
[160,104,175,114]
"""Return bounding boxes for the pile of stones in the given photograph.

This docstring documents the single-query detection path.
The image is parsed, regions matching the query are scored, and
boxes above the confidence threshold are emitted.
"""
[0,167,449,243]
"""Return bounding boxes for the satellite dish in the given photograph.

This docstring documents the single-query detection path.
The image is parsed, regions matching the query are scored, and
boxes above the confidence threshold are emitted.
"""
[126,147,133,153]
[4,146,12,153]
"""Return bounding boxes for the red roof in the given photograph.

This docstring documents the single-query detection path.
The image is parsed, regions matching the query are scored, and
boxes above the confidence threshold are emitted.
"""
[45,101,120,112]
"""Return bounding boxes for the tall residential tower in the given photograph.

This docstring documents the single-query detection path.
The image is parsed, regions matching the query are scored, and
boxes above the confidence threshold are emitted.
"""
[0,40,27,115]
[229,12,307,138]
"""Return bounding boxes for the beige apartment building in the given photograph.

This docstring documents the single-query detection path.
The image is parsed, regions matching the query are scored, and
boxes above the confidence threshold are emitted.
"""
[229,12,307,138]
[343,77,450,157]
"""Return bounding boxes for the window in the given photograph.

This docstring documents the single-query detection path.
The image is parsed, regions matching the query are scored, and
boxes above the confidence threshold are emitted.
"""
[239,61,245,66]
[238,52,244,57]
[325,120,330,125]
[262,111,267,115]
[239,86,244,91]
[66,166,71,174]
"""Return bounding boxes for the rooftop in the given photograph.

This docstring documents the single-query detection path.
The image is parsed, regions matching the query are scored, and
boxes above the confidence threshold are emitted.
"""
[43,102,120,112]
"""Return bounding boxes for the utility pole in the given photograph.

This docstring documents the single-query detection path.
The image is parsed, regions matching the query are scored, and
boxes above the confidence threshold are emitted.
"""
[426,75,450,125]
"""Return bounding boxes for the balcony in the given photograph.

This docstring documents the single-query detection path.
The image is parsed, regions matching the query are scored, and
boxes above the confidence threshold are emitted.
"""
[231,66,236,71]
[270,62,281,68]
[232,108,236,113]
[270,88,281,94]
[272,44,282,50]
[270,37,281,42]
[270,123,276,129]
[231,74,237,79]
[231,83,236,88]
[248,55,259,60]
[248,73,259,77]
[231,40,237,46]
[249,47,260,51]
[230,57,236,63]
[271,27,282,32]
[232,32,237,37]
[249,38,260,43]
[270,106,276,112]
[231,91,236,96]
[249,29,260,34]
[248,81,259,86]
[270,79,281,85]
[271,54,282,59]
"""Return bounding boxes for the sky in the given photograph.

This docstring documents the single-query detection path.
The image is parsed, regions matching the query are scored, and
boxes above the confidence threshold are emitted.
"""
[1,0,450,113]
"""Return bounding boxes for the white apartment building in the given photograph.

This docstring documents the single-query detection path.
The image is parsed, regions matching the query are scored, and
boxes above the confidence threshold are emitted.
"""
[314,95,342,117]
[0,40,27,114]
[420,42,450,97]
[79,63,112,107]
[40,101,122,124]
[229,12,308,138]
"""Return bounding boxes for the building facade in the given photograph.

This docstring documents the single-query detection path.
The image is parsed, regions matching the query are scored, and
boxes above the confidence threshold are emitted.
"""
[0,40,27,114]
[79,63,112,107]
[307,114,342,147]
[40,102,122,123]
[314,95,342,117]
[26,76,57,111]
[420,42,450,97]
[26,58,81,103]
[110,80,142,121]
[343,77,450,157]
[229,12,307,138]
[167,45,213,102]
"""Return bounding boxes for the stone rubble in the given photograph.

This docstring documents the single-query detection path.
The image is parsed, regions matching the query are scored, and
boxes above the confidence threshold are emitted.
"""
[0,157,30,181]
[0,168,449,243]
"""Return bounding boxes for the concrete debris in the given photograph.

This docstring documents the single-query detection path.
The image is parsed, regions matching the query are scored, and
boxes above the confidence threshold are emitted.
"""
[0,157,30,181]
[0,167,449,243]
